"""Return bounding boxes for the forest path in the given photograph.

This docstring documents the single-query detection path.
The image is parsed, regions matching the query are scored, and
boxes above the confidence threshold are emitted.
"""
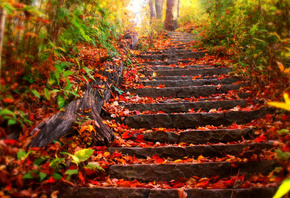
[58,32,278,198]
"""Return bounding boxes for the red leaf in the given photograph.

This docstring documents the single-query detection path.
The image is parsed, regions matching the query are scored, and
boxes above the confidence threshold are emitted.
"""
[3,98,14,103]
[281,145,290,152]
[121,131,132,139]
[78,171,85,183]
[281,114,289,121]
[152,154,164,164]
[46,176,56,184]
[112,151,123,158]
[4,139,17,145]
[135,134,144,143]
[89,180,101,186]
[254,134,267,143]
[116,180,131,187]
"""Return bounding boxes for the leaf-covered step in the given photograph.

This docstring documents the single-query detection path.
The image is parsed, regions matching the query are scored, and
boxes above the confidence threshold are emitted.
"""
[56,186,277,198]
[137,128,252,144]
[109,142,274,159]
[145,64,215,70]
[144,59,194,66]
[123,99,259,113]
[137,52,205,60]
[124,108,270,129]
[127,84,244,98]
[140,49,193,55]
[108,161,277,182]
[146,67,232,77]
[141,77,241,87]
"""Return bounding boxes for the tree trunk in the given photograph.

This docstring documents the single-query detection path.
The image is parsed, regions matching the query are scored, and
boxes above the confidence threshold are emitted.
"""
[30,61,123,148]
[155,0,164,19]
[0,8,6,80]
[164,0,179,31]
[177,0,180,18]
[149,0,156,22]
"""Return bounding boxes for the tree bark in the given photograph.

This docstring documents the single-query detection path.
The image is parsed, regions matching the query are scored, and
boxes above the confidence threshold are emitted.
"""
[0,8,6,80]
[30,61,123,148]
[149,0,156,22]
[155,0,164,19]
[164,0,179,31]
[177,0,180,18]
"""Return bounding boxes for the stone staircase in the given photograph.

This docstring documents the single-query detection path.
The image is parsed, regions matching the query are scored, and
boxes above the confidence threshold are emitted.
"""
[58,32,278,197]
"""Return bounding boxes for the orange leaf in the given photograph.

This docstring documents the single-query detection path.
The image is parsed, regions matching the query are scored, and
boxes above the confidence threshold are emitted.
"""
[121,131,132,139]
[25,32,38,38]
[178,187,188,198]
[3,98,14,103]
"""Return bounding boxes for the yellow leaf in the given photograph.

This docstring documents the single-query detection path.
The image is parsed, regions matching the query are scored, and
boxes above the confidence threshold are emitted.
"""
[79,126,88,134]
[79,125,96,134]
[277,61,284,72]
[104,152,110,157]
[284,68,290,74]
[268,101,290,111]
[87,125,94,132]
[284,93,290,105]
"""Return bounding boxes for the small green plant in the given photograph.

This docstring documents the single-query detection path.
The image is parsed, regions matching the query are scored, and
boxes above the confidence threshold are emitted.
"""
[0,109,33,126]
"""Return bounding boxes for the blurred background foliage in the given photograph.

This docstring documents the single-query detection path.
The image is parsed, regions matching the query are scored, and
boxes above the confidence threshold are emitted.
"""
[178,0,289,91]
[1,0,130,75]
[0,0,131,129]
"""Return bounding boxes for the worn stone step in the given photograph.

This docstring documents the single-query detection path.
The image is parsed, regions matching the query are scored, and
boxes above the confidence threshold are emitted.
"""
[141,77,241,87]
[136,128,253,144]
[146,64,216,70]
[144,60,194,65]
[140,49,193,55]
[146,67,232,77]
[124,108,270,129]
[56,186,277,198]
[109,142,274,159]
[141,75,226,81]
[137,52,205,60]
[108,161,277,182]
[168,32,195,37]
[128,83,244,98]
[123,99,259,113]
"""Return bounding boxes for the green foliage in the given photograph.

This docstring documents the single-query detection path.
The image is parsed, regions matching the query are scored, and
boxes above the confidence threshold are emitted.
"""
[273,178,290,198]
[1,0,128,110]
[0,109,33,126]
[60,148,94,165]
[268,94,290,197]
[194,0,290,88]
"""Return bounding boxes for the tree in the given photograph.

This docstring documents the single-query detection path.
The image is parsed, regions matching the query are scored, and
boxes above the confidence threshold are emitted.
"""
[155,0,164,19]
[164,0,179,31]
[149,0,156,22]
[0,7,6,80]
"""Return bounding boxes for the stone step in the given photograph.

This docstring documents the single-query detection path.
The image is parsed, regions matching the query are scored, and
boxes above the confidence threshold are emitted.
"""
[133,128,253,144]
[108,161,277,182]
[127,83,244,98]
[145,64,216,70]
[145,67,232,77]
[123,99,260,113]
[123,108,270,129]
[144,59,193,65]
[140,49,193,55]
[109,142,274,159]
[141,77,241,87]
[141,75,229,81]
[56,186,277,198]
[137,52,205,60]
